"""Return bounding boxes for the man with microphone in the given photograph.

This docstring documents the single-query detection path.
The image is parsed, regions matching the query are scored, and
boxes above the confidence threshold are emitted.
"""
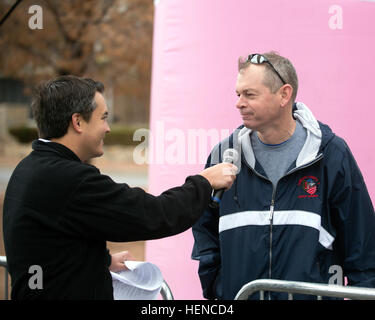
[192,51,375,300]
[2,75,237,299]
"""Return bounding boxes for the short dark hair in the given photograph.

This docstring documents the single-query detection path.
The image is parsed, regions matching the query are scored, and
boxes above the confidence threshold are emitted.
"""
[31,75,104,139]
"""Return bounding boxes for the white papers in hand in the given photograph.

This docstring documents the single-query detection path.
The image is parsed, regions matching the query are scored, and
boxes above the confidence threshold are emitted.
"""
[110,261,163,300]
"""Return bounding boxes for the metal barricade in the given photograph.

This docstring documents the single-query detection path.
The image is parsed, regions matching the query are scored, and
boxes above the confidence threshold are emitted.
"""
[160,280,174,300]
[0,256,9,300]
[235,279,375,300]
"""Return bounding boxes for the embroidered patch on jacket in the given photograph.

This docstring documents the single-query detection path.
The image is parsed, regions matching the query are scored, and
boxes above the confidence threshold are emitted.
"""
[298,176,320,198]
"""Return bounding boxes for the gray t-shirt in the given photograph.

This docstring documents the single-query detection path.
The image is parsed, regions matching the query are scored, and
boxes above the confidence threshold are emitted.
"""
[250,120,307,187]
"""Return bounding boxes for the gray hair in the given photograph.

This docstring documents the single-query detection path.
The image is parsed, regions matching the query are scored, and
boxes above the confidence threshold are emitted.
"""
[238,51,298,103]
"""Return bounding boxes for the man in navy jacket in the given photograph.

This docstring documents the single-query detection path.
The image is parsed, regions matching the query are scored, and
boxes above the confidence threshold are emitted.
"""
[192,52,375,300]
[3,75,236,299]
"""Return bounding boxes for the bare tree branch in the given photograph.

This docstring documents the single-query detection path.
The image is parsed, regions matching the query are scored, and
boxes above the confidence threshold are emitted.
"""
[93,0,116,25]
[44,0,73,44]
[14,42,56,69]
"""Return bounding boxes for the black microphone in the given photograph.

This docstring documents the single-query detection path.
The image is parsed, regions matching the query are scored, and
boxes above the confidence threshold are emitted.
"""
[209,148,239,209]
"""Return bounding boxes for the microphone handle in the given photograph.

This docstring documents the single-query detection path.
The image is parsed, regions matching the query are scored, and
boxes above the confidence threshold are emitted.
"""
[209,188,225,209]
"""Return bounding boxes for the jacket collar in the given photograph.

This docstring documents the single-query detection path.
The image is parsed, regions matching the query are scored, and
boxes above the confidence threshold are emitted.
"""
[32,139,82,162]
[238,102,331,169]
[293,102,323,167]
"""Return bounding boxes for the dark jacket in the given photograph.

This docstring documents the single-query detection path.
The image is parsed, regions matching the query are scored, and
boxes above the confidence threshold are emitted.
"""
[3,139,212,299]
[192,102,375,300]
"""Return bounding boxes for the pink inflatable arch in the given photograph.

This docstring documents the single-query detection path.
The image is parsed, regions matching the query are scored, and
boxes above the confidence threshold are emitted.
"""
[146,0,375,299]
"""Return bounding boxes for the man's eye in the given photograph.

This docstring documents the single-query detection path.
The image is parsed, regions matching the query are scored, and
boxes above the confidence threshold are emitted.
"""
[246,92,255,97]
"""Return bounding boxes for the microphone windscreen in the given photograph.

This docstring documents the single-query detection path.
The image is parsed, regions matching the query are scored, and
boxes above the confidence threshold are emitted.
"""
[223,148,239,164]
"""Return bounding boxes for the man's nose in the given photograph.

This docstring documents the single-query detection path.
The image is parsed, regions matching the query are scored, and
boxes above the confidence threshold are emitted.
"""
[236,95,246,109]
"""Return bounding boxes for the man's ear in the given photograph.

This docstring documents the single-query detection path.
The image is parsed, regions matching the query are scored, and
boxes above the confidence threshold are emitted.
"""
[71,113,83,133]
[280,84,293,108]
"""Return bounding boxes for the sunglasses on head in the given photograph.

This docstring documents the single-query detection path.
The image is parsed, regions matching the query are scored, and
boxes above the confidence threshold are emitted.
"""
[247,54,287,85]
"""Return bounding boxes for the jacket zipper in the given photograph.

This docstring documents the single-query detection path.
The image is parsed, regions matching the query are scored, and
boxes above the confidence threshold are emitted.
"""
[268,190,276,300]
[241,159,276,300]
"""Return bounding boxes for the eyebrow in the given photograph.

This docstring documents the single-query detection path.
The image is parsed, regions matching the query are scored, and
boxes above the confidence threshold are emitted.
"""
[236,88,260,94]
[102,111,109,117]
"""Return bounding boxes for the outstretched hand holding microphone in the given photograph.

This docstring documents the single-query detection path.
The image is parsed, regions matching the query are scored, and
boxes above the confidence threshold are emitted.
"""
[199,149,239,208]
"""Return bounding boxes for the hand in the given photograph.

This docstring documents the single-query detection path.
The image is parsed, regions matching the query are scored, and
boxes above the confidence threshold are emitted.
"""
[199,163,237,190]
[109,250,135,272]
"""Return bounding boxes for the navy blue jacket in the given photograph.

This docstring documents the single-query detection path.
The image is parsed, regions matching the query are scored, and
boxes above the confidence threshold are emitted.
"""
[192,102,375,300]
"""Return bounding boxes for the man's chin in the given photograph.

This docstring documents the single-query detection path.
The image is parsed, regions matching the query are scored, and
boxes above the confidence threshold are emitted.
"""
[242,118,260,130]
[90,150,104,161]
[95,150,104,158]
[242,121,253,129]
